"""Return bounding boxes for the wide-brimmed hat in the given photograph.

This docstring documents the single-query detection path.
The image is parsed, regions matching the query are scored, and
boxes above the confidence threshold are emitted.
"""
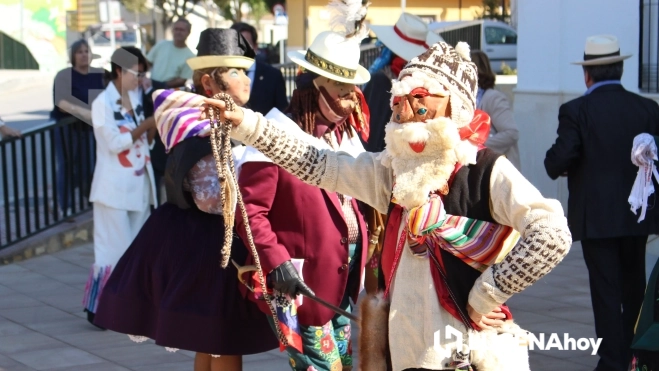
[287,30,371,84]
[572,35,631,66]
[370,13,443,62]
[187,28,255,70]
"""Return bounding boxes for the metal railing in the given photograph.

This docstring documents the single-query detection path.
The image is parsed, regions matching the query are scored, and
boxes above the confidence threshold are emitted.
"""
[0,44,382,251]
[1,117,95,250]
[639,0,659,93]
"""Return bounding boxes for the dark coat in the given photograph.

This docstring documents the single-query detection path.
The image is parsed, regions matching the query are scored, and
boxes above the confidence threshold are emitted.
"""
[544,84,659,241]
[246,61,289,115]
[236,161,369,326]
[362,71,393,153]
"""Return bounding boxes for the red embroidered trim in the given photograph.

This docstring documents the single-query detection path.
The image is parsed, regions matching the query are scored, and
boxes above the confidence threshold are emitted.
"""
[384,225,408,299]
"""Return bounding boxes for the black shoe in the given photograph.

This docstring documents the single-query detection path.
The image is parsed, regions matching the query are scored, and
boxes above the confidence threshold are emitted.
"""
[85,310,106,330]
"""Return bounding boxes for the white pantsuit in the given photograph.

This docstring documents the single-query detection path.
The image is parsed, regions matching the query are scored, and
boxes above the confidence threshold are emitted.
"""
[83,82,156,314]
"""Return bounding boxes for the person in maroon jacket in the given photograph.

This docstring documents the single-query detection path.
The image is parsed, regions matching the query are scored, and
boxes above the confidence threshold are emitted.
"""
[235,7,372,370]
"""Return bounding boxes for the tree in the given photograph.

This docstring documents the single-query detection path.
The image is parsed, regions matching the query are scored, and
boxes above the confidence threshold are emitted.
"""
[474,0,510,23]
[213,0,243,23]
[263,0,284,14]
[121,0,148,14]
[247,0,269,24]
[213,0,268,23]
[154,0,202,31]
[120,0,148,24]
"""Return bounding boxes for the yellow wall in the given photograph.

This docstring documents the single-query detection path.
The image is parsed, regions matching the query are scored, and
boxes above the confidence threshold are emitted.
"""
[287,0,484,50]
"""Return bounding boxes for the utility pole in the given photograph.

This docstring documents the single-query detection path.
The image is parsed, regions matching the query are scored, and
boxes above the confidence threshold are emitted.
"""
[106,1,116,51]
[302,0,307,48]
[459,0,462,20]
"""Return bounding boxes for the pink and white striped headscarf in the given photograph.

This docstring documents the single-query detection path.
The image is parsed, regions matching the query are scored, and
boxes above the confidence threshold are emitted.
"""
[153,89,209,152]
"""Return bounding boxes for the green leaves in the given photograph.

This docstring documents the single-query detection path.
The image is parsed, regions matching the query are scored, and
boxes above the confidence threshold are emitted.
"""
[474,0,510,23]
[212,0,271,23]
[153,0,201,29]
[120,0,148,14]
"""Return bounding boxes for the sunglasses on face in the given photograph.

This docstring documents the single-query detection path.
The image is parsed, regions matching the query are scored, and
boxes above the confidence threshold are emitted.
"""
[125,69,146,78]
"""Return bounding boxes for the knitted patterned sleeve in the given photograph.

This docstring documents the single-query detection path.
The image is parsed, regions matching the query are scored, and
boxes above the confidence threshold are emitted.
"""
[467,156,572,315]
[231,109,394,214]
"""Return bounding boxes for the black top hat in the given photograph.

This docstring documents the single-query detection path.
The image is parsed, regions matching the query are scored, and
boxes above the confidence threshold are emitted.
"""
[187,28,256,70]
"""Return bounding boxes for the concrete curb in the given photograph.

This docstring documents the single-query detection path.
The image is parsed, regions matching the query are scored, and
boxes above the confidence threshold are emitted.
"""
[0,211,93,265]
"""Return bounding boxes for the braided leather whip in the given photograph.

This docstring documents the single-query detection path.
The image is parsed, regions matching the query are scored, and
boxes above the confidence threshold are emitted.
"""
[206,93,288,346]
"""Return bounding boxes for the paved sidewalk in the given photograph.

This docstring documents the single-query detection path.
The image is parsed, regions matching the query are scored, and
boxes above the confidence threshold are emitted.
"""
[0,241,656,370]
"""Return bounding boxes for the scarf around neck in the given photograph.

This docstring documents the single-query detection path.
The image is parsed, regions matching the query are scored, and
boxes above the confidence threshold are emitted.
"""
[391,110,519,269]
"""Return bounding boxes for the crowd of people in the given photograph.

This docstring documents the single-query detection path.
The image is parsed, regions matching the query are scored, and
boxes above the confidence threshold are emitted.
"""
[3,2,657,370]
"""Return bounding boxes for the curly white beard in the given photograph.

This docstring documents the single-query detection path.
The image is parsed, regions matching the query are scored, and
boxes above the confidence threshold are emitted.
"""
[378,117,479,210]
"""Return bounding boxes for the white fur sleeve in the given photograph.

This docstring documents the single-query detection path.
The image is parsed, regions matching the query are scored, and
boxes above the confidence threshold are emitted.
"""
[467,157,572,314]
[232,109,394,214]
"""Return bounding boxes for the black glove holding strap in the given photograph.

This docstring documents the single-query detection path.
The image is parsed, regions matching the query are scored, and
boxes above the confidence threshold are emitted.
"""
[268,260,315,298]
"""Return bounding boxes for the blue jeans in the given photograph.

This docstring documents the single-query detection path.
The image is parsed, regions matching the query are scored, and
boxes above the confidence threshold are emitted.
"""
[53,121,95,213]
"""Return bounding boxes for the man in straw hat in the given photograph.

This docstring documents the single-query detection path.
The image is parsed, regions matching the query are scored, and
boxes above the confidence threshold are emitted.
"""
[233,1,372,370]
[545,35,659,371]
[207,37,572,370]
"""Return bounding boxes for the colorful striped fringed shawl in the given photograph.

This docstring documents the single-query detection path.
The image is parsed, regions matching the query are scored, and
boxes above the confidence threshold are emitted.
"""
[152,89,211,152]
[405,194,520,271]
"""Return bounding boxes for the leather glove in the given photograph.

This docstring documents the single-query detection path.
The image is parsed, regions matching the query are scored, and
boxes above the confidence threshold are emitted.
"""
[268,261,315,298]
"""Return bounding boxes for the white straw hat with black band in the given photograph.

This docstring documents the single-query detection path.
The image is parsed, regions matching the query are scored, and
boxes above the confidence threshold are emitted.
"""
[287,0,371,85]
[572,34,632,66]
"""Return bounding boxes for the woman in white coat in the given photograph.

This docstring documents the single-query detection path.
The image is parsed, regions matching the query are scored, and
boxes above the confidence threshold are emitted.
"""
[471,49,521,170]
[84,46,157,326]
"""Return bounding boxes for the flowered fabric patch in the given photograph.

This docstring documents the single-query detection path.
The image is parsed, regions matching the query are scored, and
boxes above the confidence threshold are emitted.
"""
[268,296,353,371]
[251,276,304,353]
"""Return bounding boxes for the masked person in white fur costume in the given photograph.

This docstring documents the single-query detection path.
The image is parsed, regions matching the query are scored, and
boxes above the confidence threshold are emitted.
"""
[204,41,572,370]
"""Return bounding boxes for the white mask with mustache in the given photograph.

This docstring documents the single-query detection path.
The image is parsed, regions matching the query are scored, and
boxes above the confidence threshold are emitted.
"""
[379,116,478,209]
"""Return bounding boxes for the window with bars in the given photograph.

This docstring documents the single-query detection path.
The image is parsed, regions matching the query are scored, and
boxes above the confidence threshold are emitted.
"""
[640,0,659,92]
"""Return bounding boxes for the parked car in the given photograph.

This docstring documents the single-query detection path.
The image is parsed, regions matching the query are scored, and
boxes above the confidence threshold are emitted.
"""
[428,20,517,73]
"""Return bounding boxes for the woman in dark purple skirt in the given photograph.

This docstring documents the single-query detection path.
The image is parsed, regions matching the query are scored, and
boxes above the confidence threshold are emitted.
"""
[94,29,279,371]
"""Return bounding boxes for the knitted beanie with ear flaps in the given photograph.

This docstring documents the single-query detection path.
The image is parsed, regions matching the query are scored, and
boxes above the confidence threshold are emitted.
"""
[397,41,478,127]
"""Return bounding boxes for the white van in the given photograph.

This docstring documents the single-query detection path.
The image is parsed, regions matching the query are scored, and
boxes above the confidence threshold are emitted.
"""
[84,22,147,71]
[428,20,517,73]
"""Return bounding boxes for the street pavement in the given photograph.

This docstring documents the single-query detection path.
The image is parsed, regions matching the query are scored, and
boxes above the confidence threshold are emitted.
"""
[0,72,54,133]
[2,241,657,370]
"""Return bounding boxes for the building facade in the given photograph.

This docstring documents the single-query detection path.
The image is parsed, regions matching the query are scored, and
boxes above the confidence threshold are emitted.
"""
[514,0,646,208]
[285,0,485,51]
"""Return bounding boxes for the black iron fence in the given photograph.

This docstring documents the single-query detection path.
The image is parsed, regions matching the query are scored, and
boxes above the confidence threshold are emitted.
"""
[0,44,381,251]
[640,0,659,93]
[1,117,95,249]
